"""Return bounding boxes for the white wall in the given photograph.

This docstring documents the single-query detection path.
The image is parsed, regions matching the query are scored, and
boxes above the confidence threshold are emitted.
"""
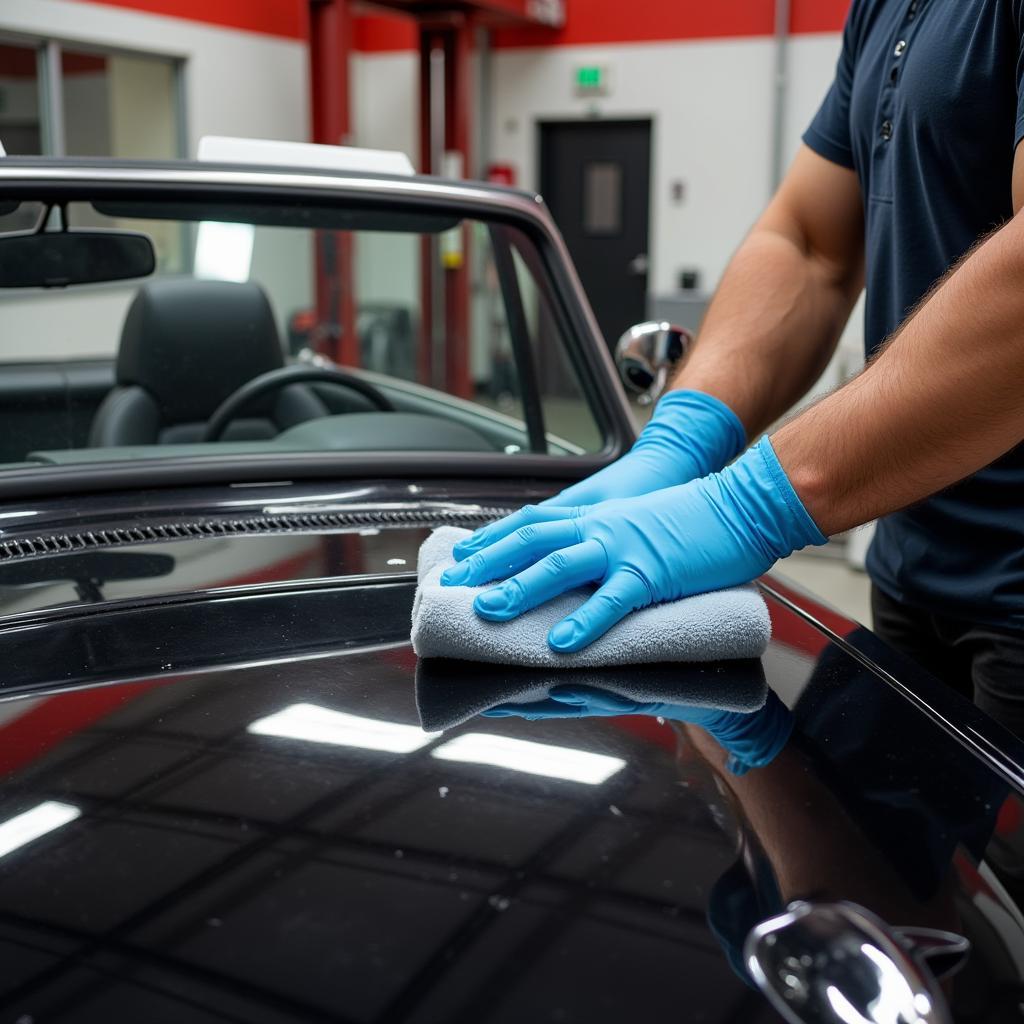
[351,51,419,163]
[489,35,854,307]
[492,38,776,296]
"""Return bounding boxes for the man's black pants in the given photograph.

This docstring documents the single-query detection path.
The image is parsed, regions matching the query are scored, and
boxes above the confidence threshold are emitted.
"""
[871,585,1024,738]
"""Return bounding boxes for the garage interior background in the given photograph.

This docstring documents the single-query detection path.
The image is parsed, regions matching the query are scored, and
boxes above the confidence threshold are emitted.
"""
[0,0,871,616]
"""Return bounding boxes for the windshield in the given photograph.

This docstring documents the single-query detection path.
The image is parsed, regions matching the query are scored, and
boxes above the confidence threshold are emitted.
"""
[0,186,606,474]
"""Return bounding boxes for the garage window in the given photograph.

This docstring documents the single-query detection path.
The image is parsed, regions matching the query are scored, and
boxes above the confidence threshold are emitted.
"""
[0,38,183,158]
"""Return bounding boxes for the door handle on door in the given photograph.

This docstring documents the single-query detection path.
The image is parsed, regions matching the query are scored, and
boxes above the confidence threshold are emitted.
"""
[628,253,649,276]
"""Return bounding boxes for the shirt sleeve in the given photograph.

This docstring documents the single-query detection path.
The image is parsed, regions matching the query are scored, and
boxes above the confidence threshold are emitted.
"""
[802,5,861,170]
[1014,0,1024,148]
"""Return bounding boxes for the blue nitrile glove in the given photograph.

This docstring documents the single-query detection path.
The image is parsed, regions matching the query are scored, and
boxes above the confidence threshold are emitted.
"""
[453,390,744,561]
[482,686,794,776]
[441,435,826,652]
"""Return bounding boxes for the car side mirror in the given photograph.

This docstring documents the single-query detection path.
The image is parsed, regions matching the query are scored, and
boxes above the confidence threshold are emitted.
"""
[614,321,693,405]
[744,900,965,1024]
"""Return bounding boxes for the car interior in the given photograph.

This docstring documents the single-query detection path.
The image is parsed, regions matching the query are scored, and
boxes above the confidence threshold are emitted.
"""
[0,194,605,470]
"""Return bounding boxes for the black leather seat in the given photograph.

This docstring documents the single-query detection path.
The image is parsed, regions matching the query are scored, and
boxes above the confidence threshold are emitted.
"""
[90,279,326,447]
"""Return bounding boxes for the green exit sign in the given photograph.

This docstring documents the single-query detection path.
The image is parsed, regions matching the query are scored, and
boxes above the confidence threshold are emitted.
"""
[575,65,609,97]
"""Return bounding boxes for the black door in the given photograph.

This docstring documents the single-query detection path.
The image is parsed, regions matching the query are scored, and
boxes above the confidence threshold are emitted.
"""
[539,120,652,352]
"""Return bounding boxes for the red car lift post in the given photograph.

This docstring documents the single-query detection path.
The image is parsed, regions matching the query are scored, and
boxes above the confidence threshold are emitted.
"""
[308,0,359,367]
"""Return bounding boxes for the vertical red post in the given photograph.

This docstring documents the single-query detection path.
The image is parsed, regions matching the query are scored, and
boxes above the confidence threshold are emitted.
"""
[445,18,473,401]
[417,18,474,399]
[417,26,438,387]
[308,0,358,367]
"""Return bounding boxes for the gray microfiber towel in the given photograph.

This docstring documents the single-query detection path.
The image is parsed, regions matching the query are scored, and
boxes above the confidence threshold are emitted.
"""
[411,526,772,668]
[415,657,768,732]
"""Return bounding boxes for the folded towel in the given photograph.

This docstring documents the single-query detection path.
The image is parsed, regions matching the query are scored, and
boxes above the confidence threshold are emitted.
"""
[415,657,768,732]
[411,526,771,668]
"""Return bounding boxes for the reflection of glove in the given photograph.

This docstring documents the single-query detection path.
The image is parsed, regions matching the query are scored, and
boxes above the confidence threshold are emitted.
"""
[442,436,826,652]
[453,390,744,561]
[482,686,793,776]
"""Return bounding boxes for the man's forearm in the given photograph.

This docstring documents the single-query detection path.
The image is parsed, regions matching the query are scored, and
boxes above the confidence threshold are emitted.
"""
[672,222,862,437]
[773,215,1024,536]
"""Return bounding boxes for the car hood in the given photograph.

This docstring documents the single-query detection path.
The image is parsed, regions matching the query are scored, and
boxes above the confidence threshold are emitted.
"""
[0,484,1022,1022]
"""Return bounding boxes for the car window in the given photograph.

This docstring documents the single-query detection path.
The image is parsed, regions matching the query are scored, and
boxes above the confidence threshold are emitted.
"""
[0,193,605,469]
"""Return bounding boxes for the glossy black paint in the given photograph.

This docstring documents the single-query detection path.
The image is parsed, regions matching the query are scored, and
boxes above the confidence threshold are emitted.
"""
[0,494,1022,1022]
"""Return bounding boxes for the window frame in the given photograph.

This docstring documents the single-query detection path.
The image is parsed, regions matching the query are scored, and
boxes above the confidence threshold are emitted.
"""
[0,32,186,160]
[0,167,636,499]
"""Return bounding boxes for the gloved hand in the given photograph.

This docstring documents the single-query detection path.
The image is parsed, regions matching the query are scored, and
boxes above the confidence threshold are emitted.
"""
[453,389,745,561]
[481,686,794,776]
[441,436,826,652]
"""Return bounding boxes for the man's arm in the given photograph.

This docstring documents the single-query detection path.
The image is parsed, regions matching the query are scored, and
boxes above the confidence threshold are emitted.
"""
[449,145,867,561]
[672,145,865,437]
[773,147,1024,535]
[444,144,1024,652]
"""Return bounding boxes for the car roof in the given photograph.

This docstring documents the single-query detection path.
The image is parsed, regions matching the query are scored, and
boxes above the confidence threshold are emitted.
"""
[0,155,545,206]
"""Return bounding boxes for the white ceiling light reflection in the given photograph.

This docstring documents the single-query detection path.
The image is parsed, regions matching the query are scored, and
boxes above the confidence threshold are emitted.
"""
[431,733,625,785]
[194,221,255,283]
[249,703,438,754]
[0,801,80,859]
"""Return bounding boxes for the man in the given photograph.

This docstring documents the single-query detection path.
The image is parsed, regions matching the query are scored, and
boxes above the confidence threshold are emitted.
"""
[443,0,1024,733]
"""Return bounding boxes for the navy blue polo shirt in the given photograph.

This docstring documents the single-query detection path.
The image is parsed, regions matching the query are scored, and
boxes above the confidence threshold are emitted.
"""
[803,0,1024,631]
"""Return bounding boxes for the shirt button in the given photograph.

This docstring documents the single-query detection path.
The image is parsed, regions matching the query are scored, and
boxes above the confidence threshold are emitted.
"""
[880,119,893,140]
[908,0,918,17]
[894,39,907,57]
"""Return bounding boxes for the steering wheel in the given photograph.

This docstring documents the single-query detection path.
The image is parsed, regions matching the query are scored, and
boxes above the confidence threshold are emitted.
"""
[202,364,394,442]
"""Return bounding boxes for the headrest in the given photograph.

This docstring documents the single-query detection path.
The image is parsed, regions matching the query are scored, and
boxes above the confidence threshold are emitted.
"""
[117,279,284,423]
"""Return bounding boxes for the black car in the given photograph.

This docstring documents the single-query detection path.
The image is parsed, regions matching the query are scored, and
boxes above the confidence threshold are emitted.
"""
[0,151,1022,1024]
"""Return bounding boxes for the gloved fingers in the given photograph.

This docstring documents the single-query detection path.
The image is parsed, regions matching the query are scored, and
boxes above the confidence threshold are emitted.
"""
[547,568,651,652]
[452,504,579,561]
[540,475,607,509]
[442,519,581,587]
[472,539,607,622]
[655,704,729,728]
[548,685,643,714]
[480,699,586,719]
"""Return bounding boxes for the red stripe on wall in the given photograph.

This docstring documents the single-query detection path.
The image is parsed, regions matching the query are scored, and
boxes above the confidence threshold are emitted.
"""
[353,0,851,53]
[354,13,417,52]
[69,0,308,40]
[494,0,774,48]
[62,0,849,48]
[791,0,851,34]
